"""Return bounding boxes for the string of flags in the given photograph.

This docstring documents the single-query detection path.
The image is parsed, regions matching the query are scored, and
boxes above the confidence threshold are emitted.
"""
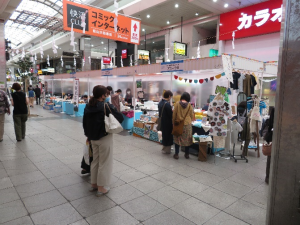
[174,72,225,84]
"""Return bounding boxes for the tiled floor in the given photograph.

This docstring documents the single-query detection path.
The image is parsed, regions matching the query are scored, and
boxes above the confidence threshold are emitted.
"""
[0,107,269,225]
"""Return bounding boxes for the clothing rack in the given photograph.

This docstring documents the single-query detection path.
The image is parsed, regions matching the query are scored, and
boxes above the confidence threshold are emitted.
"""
[231,143,248,163]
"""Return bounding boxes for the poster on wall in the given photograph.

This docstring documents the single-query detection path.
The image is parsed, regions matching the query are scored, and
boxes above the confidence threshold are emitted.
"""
[73,79,79,105]
[63,0,141,45]
[222,55,233,83]
[138,50,149,60]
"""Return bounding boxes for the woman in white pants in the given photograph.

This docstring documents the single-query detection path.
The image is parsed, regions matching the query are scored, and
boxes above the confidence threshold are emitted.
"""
[83,85,124,196]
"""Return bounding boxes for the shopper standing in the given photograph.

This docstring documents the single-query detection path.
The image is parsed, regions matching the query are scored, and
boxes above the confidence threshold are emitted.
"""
[172,92,194,159]
[0,90,11,142]
[34,85,41,105]
[11,83,28,142]
[106,86,112,103]
[111,89,122,112]
[124,88,133,107]
[158,90,173,154]
[83,85,123,196]
[28,89,35,108]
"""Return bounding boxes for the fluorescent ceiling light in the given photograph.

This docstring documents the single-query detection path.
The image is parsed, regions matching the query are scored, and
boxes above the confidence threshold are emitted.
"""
[224,3,228,8]
[195,13,199,16]
[147,15,150,18]
[142,28,145,31]
[175,4,179,8]
[213,0,217,2]
[167,21,170,24]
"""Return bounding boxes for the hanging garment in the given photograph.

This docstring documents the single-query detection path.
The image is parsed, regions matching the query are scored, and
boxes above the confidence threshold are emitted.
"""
[247,100,267,115]
[250,75,257,95]
[231,121,243,144]
[250,105,262,133]
[230,72,241,90]
[238,74,246,93]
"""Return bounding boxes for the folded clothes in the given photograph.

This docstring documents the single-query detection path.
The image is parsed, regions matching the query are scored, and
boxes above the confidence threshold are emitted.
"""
[193,122,202,128]
[122,110,134,118]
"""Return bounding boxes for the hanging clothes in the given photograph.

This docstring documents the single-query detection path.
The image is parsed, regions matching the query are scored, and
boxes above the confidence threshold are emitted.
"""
[243,74,257,97]
[250,75,257,95]
[247,100,267,115]
[238,74,246,93]
[230,72,241,90]
[252,73,260,91]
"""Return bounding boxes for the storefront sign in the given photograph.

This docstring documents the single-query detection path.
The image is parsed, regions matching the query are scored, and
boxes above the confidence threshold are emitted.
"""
[73,78,79,105]
[222,55,233,83]
[47,68,55,73]
[102,57,111,65]
[102,68,113,76]
[161,60,184,73]
[219,0,282,40]
[122,49,127,59]
[173,42,187,56]
[63,0,141,45]
[38,70,43,75]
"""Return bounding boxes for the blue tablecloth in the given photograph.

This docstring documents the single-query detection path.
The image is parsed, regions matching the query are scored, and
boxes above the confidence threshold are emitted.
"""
[65,102,74,115]
[121,111,143,130]
[75,104,86,117]
[65,102,86,117]
[62,101,68,112]
[54,100,62,106]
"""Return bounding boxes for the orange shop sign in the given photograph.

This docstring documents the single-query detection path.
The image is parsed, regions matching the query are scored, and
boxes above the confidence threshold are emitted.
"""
[63,0,141,45]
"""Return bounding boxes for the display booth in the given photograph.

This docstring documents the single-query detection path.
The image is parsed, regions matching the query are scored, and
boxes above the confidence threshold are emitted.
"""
[41,54,278,161]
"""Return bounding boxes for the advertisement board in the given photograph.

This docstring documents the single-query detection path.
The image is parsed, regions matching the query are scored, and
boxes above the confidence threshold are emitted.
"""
[63,0,141,45]
[219,0,282,40]
[138,50,149,60]
[102,57,111,65]
[122,49,127,59]
[173,42,187,56]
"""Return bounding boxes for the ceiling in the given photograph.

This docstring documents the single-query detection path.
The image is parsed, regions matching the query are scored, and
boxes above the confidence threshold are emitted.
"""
[194,20,218,32]
[0,0,22,21]
[132,0,211,28]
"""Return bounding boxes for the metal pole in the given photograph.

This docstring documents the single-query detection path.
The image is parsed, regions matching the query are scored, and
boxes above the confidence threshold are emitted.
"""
[88,76,90,101]
[145,31,146,50]
[181,16,183,43]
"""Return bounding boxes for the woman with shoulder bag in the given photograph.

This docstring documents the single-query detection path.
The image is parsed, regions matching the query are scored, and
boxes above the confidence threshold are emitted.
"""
[83,85,124,196]
[172,92,194,160]
[11,83,28,142]
[158,90,173,154]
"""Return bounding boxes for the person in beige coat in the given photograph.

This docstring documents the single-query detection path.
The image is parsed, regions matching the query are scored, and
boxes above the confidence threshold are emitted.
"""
[172,92,194,160]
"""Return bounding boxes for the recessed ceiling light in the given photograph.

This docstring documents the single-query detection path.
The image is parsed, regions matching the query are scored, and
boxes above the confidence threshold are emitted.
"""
[224,3,228,8]
[213,0,217,2]
[220,23,223,26]
[153,42,155,43]
[195,13,199,16]
[142,28,145,31]
[141,44,143,45]
[101,41,104,44]
[175,4,179,8]
[147,15,150,18]
[167,21,170,24]
[104,48,106,50]
[91,45,94,47]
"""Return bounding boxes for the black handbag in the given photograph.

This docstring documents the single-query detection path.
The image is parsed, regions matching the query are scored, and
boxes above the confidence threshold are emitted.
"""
[157,102,166,131]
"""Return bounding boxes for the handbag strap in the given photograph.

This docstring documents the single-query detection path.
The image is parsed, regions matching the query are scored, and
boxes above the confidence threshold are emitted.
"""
[104,103,112,117]
[160,102,167,118]
[183,104,191,121]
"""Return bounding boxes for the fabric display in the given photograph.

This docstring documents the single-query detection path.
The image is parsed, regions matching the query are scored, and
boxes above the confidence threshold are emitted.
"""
[122,110,134,118]
[207,93,232,138]
[247,99,267,115]
[193,135,213,143]
[132,127,160,142]
[144,124,151,139]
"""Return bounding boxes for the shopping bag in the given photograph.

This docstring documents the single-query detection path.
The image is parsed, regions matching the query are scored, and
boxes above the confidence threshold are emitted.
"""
[83,144,89,165]
[104,103,123,134]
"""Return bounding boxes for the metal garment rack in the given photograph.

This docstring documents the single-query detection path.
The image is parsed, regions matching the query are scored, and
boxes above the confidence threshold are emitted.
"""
[231,143,248,163]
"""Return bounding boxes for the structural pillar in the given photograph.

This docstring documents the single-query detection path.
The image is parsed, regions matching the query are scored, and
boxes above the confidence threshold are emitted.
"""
[267,0,300,224]
[0,20,6,90]
[80,36,91,71]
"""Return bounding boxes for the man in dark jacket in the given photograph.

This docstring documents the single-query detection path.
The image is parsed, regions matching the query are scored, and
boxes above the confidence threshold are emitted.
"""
[158,90,173,154]
[34,85,41,105]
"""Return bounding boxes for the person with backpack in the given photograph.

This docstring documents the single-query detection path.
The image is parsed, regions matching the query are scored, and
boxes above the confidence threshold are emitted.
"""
[0,89,10,142]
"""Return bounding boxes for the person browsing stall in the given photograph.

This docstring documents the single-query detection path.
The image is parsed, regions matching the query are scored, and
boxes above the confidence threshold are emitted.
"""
[83,85,124,196]
[172,92,194,160]
[111,89,122,112]
[0,89,10,142]
[34,85,41,105]
[158,90,173,154]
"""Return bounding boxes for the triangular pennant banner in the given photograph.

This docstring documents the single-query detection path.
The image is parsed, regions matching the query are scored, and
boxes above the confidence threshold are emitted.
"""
[189,79,192,83]
[210,77,214,81]
[184,79,188,82]
[221,72,226,76]
[179,77,183,81]
[199,79,204,84]
[194,79,198,83]
[174,75,178,80]
[215,74,222,79]
[205,78,208,83]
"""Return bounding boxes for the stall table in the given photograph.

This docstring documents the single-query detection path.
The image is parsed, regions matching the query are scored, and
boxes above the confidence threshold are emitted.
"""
[121,111,143,130]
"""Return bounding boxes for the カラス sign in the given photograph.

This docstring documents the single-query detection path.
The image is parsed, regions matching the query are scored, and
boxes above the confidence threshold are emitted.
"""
[161,60,184,73]
[219,0,282,40]
[63,0,141,45]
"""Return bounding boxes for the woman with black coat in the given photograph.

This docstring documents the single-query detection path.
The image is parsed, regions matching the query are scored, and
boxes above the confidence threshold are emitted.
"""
[158,90,173,154]
[83,85,124,196]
